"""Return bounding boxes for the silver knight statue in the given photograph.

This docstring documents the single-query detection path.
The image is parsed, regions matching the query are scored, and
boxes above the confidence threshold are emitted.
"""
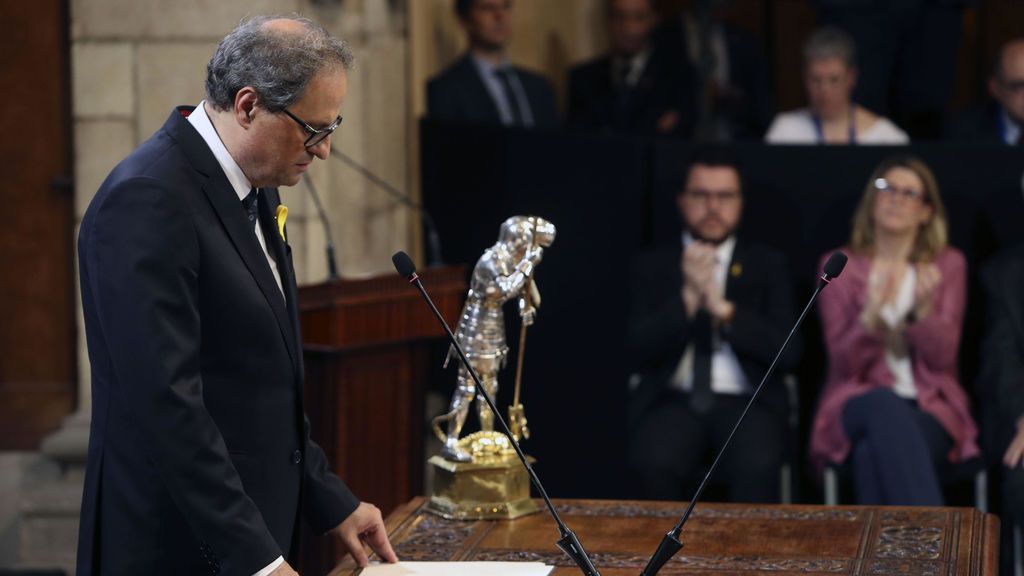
[433,215,556,462]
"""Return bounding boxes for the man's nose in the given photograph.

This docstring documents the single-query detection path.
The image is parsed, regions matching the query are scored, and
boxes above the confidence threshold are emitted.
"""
[309,135,331,160]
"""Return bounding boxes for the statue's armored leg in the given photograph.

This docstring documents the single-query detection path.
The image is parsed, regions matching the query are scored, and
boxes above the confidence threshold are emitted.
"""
[441,369,475,462]
[476,376,499,433]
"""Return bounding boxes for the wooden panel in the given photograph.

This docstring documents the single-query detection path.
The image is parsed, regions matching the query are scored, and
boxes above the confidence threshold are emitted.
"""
[0,0,75,449]
[300,265,466,350]
[297,268,466,574]
[331,498,999,576]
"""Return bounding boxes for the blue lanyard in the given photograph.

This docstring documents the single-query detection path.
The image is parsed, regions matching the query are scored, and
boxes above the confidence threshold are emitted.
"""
[813,106,856,144]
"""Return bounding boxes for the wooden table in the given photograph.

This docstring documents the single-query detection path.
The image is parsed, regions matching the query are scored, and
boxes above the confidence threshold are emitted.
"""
[331,497,999,575]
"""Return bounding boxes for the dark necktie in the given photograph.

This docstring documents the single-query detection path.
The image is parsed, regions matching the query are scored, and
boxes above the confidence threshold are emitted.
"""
[496,69,524,126]
[690,309,714,414]
[242,187,258,224]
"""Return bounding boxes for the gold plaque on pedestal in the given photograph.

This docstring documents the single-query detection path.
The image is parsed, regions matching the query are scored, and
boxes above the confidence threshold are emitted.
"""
[426,432,540,520]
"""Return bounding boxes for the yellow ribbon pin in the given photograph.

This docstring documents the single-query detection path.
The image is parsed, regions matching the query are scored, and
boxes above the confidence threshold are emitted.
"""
[275,204,288,242]
[730,262,743,278]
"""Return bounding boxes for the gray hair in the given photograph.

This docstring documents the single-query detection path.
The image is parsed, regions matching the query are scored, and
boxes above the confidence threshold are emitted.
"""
[205,15,355,112]
[803,26,857,70]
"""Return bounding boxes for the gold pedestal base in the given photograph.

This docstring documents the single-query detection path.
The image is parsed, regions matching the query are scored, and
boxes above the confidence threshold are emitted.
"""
[426,453,540,520]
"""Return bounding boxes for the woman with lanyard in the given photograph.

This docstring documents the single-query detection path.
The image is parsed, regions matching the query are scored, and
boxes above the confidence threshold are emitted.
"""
[765,27,909,145]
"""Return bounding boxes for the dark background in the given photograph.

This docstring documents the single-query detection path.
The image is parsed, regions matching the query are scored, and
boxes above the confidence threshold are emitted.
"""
[420,119,1024,502]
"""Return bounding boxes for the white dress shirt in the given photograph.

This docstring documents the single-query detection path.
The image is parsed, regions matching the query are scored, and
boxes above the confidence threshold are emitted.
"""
[187,100,284,297]
[1001,107,1022,145]
[764,109,910,145]
[671,233,752,396]
[186,100,286,576]
[878,267,917,399]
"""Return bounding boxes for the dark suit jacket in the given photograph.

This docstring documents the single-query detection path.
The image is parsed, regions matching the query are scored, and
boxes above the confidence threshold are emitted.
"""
[567,50,695,137]
[624,240,800,428]
[76,108,359,576]
[426,54,559,129]
[654,19,774,140]
[944,101,1009,143]
[979,245,1024,459]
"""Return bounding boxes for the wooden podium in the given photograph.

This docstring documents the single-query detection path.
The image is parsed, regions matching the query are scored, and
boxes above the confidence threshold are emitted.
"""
[297,266,465,570]
[332,498,999,575]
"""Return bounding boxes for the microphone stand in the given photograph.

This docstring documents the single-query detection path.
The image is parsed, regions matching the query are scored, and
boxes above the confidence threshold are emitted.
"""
[393,253,600,576]
[639,254,846,575]
[333,147,444,267]
[301,172,339,280]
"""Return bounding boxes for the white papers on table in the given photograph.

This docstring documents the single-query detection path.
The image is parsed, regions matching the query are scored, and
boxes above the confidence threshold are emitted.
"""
[356,561,554,576]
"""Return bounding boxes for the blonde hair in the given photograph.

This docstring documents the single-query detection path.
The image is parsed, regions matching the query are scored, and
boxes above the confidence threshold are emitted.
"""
[849,155,947,263]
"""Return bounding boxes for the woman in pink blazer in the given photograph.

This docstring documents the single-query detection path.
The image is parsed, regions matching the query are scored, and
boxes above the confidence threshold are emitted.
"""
[810,155,980,505]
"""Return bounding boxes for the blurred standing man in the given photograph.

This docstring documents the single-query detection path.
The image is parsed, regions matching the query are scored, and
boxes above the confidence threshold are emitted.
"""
[76,16,398,576]
[568,0,695,137]
[427,0,559,129]
[979,244,1024,574]
[946,38,1024,144]
[625,148,799,503]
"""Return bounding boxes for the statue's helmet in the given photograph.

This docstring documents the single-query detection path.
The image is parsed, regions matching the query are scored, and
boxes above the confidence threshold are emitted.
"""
[498,216,556,251]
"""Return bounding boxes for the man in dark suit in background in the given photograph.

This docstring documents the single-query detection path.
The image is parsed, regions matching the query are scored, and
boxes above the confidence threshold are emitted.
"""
[427,0,559,129]
[654,2,773,141]
[76,16,397,576]
[626,147,799,503]
[979,245,1024,575]
[945,38,1024,144]
[567,0,695,137]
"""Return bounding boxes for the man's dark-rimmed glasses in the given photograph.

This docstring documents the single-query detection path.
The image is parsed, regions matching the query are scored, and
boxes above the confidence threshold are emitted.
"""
[281,109,343,148]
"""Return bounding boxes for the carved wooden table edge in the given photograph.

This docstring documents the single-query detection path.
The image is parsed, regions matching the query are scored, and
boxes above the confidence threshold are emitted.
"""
[328,497,1000,576]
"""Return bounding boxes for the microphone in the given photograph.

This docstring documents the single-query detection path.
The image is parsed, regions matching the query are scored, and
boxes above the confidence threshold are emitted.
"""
[301,173,339,280]
[391,251,601,576]
[334,147,444,267]
[639,251,848,576]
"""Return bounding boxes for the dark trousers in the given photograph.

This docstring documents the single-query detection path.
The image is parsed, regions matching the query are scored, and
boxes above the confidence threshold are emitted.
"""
[841,388,953,506]
[629,391,783,503]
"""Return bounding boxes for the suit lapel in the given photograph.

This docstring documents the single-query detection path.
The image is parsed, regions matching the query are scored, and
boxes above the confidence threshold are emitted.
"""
[164,109,300,376]
[258,188,304,381]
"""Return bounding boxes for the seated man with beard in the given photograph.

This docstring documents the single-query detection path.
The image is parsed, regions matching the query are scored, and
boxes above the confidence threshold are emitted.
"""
[626,147,799,503]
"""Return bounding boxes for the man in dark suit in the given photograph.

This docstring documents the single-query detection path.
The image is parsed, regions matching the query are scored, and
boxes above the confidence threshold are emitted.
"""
[979,245,1024,575]
[945,38,1024,144]
[567,0,695,137]
[653,5,773,141]
[76,17,397,576]
[426,0,559,129]
[626,147,799,503]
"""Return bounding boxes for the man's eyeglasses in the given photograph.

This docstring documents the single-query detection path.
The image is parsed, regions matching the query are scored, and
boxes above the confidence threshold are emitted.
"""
[874,178,925,202]
[281,109,343,148]
[683,189,741,204]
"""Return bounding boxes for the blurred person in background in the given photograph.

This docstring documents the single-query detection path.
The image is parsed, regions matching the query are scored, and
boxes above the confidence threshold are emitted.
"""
[427,0,559,129]
[766,27,909,145]
[626,147,798,503]
[945,37,1024,145]
[810,156,979,505]
[568,0,695,137]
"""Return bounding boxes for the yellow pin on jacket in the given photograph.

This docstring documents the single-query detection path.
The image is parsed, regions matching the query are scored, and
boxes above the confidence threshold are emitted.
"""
[275,204,288,241]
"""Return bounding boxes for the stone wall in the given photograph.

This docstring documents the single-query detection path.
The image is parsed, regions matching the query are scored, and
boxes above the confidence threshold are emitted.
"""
[70,0,414,409]
[10,0,609,572]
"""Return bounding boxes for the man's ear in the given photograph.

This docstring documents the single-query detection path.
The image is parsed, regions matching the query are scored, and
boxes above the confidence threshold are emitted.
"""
[234,87,259,128]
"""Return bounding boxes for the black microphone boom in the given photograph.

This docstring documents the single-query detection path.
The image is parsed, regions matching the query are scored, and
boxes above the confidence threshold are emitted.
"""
[639,251,848,576]
[391,251,601,576]
[301,172,339,280]
[334,147,444,267]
